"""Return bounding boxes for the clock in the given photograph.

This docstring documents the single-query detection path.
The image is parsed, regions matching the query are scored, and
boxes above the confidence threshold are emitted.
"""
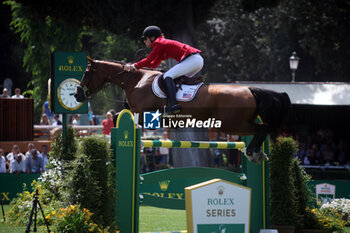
[57,78,84,111]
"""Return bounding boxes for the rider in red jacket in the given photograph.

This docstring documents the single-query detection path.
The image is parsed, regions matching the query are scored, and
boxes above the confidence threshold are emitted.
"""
[124,26,203,114]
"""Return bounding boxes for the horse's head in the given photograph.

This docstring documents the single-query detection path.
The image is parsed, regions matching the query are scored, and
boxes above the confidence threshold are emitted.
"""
[75,57,106,102]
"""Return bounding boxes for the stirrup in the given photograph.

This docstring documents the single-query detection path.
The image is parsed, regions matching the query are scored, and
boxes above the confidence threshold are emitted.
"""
[165,104,180,115]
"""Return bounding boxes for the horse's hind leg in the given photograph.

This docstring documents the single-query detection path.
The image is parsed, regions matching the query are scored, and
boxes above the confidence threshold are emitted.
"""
[246,124,268,163]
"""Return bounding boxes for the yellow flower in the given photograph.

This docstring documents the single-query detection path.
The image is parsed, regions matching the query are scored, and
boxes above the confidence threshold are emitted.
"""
[69,205,75,211]
[52,211,56,215]
[46,214,50,219]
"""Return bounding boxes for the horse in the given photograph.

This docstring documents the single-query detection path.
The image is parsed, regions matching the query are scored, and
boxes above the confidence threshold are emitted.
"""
[75,57,291,162]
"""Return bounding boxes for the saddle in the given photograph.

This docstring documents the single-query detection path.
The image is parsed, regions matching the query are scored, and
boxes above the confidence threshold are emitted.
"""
[157,74,204,95]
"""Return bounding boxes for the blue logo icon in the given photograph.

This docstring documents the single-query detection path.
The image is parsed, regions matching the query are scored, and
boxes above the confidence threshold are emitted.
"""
[143,110,162,129]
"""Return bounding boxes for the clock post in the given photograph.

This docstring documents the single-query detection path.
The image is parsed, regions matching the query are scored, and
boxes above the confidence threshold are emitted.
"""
[51,51,88,148]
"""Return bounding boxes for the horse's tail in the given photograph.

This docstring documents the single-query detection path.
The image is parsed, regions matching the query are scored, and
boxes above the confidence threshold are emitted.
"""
[249,87,291,140]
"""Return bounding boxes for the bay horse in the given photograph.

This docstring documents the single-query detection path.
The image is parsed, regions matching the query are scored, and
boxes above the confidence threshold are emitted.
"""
[75,57,291,162]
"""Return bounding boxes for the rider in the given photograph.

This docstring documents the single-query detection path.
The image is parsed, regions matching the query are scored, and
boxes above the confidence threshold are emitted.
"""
[124,25,203,114]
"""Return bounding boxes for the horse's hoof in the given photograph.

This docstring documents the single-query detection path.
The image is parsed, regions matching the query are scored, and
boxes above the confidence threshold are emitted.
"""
[245,151,268,164]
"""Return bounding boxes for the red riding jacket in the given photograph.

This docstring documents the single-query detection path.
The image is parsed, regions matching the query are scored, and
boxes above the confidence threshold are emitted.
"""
[134,36,201,69]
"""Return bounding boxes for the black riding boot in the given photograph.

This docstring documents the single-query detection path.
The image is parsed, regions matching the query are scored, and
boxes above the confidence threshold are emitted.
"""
[164,77,180,114]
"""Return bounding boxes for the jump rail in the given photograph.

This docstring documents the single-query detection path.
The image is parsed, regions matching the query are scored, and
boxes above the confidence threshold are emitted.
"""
[142,140,245,149]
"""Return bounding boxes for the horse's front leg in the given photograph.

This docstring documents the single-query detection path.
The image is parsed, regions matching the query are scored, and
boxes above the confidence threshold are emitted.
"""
[245,124,269,163]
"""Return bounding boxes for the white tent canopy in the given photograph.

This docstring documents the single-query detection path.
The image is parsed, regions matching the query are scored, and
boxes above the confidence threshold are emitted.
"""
[233,82,350,106]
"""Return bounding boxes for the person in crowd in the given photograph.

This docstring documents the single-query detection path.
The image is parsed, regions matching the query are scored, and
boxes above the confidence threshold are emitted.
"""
[11,88,24,98]
[40,113,51,125]
[52,114,62,126]
[6,144,24,166]
[296,142,307,163]
[43,100,54,123]
[0,88,9,98]
[211,148,222,168]
[40,145,49,172]
[0,148,6,173]
[304,147,319,165]
[10,154,26,175]
[102,111,114,135]
[25,143,39,158]
[336,139,348,165]
[25,149,43,174]
[158,131,170,167]
[72,114,80,125]
[322,144,335,165]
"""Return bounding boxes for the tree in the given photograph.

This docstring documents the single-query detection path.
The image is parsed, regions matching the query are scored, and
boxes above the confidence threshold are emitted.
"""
[197,0,350,82]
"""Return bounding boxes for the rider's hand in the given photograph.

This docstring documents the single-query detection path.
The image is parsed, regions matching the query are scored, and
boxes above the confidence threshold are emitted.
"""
[124,64,135,72]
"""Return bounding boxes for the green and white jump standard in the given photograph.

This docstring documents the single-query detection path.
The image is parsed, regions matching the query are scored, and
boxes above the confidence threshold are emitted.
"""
[111,109,270,233]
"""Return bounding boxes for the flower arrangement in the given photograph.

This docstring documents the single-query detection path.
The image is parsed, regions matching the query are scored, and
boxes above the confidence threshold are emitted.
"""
[321,199,350,226]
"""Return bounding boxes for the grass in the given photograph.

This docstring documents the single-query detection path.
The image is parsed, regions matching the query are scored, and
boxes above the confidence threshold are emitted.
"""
[1,204,350,233]
[139,206,186,232]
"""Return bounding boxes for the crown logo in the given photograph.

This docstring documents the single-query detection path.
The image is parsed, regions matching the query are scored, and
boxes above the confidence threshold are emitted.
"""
[217,185,224,196]
[124,130,129,140]
[67,56,74,64]
[159,180,171,191]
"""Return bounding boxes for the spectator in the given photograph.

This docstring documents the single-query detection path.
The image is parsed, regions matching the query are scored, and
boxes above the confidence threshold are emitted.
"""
[72,114,80,125]
[158,132,170,166]
[10,154,26,175]
[43,100,54,123]
[40,113,51,125]
[0,148,6,173]
[25,143,39,158]
[211,148,222,168]
[304,148,319,165]
[336,139,348,165]
[6,144,25,165]
[0,88,9,98]
[52,114,62,126]
[102,111,114,135]
[322,144,335,164]
[25,149,43,174]
[11,88,24,98]
[296,143,307,162]
[40,145,50,172]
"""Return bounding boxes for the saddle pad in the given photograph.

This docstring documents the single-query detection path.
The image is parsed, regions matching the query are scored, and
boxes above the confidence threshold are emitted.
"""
[152,75,204,102]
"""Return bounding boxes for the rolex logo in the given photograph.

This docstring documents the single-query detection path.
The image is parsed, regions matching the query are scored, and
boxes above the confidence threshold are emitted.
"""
[159,180,170,191]
[124,130,129,140]
[217,185,224,196]
[67,56,74,64]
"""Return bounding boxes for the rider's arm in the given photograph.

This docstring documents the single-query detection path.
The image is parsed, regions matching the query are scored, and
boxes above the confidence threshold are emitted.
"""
[134,43,162,69]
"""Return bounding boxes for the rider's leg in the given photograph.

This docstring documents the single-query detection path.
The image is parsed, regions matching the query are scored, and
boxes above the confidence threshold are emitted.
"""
[163,77,180,114]
[163,54,203,114]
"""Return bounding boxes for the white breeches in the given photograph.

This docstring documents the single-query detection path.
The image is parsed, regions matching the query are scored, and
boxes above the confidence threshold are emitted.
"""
[164,53,204,79]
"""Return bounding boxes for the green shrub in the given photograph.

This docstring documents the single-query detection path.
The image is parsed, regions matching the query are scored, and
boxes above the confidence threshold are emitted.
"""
[291,158,312,227]
[270,137,299,226]
[50,126,78,161]
[63,136,115,228]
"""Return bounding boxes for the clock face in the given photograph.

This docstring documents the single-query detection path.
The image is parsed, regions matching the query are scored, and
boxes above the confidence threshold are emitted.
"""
[57,78,84,111]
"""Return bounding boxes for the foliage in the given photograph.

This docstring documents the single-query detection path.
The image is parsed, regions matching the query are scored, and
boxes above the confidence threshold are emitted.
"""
[62,136,115,227]
[291,158,312,227]
[7,180,61,226]
[50,126,78,161]
[321,199,350,226]
[5,0,83,122]
[304,207,346,232]
[197,0,350,82]
[6,134,117,231]
[269,136,299,225]
[50,205,112,233]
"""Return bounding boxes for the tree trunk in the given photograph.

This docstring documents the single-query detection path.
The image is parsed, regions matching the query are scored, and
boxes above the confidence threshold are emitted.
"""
[167,1,210,167]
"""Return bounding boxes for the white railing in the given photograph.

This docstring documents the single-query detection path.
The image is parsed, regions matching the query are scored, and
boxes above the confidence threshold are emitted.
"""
[34,125,104,139]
